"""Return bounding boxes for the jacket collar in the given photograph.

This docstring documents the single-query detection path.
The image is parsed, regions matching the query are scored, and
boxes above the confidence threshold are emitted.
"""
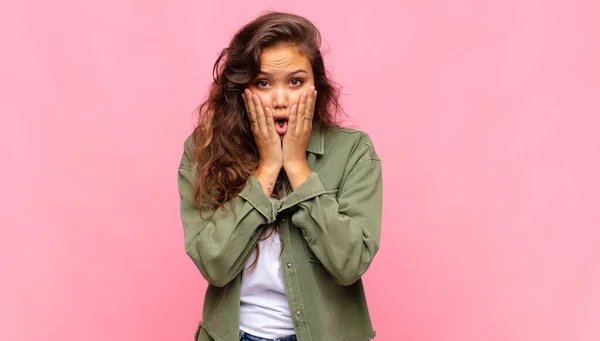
[306,120,324,155]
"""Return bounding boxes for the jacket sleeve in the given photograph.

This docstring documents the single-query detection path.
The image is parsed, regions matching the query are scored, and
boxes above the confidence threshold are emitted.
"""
[281,134,383,286]
[178,139,280,287]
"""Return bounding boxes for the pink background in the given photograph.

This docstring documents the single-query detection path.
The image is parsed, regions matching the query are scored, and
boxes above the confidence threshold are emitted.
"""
[1,1,599,340]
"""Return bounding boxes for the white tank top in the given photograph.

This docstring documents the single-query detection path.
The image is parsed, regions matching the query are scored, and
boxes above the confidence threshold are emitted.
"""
[239,227,294,338]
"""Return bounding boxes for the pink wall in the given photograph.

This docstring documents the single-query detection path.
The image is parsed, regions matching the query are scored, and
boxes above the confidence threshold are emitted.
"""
[2,1,599,340]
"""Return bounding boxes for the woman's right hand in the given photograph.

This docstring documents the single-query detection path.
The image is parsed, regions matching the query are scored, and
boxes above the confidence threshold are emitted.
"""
[242,89,282,196]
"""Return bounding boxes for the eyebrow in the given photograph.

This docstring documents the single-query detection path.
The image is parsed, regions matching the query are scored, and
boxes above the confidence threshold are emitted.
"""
[258,69,308,76]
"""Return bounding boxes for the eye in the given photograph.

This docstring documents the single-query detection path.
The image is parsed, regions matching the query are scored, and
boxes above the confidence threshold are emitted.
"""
[290,78,303,87]
[255,80,270,88]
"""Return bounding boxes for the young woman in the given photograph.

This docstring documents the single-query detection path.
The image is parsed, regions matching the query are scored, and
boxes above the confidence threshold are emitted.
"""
[178,11,383,341]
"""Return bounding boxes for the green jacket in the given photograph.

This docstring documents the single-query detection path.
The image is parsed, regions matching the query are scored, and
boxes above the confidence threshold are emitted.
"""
[178,122,383,341]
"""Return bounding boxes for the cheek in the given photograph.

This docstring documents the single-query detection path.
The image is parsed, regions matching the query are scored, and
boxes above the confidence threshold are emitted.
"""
[255,93,271,108]
[296,83,315,100]
[289,93,302,105]
[245,86,268,107]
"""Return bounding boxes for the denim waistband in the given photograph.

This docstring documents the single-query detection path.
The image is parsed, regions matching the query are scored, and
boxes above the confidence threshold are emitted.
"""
[239,330,297,341]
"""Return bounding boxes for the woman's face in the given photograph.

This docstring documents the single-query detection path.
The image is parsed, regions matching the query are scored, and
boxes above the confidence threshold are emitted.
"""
[246,43,315,138]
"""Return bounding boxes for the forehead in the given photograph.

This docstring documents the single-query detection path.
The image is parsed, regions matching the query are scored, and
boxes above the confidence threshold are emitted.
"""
[259,44,311,73]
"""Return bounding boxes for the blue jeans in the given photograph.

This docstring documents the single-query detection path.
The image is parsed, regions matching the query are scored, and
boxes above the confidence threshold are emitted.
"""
[239,330,297,341]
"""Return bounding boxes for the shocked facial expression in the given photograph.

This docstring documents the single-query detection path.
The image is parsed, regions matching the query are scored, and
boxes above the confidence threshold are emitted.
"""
[246,43,315,138]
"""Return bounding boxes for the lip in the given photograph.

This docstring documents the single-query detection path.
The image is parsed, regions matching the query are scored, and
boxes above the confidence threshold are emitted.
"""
[273,114,289,121]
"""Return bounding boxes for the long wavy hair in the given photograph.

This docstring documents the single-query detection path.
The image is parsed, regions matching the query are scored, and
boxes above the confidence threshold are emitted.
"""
[192,11,342,214]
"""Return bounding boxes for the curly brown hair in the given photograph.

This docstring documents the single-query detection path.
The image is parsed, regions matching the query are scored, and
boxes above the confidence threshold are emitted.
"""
[192,11,343,212]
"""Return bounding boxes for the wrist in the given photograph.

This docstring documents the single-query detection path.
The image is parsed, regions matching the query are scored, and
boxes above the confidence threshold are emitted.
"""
[254,166,280,197]
[283,160,308,174]
[256,163,281,177]
[284,162,311,190]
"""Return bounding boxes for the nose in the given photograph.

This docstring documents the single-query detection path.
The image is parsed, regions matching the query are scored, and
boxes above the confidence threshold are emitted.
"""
[271,86,288,110]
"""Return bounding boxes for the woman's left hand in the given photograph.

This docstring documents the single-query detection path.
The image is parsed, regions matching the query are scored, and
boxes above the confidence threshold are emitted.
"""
[283,86,317,190]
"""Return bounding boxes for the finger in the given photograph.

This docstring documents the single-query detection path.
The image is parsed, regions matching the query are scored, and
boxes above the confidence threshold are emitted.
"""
[303,86,316,130]
[288,103,298,135]
[242,91,250,114]
[243,90,258,129]
[252,94,268,135]
[264,107,277,136]
[296,91,307,134]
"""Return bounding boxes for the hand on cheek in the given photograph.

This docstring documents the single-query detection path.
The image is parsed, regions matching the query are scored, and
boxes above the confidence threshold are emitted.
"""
[242,89,283,196]
[283,86,316,190]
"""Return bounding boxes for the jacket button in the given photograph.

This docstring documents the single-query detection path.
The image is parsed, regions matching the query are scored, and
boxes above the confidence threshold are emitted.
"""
[295,310,302,317]
[286,263,292,269]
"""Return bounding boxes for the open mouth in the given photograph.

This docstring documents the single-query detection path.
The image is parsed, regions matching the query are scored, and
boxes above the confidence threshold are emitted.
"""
[274,118,288,135]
